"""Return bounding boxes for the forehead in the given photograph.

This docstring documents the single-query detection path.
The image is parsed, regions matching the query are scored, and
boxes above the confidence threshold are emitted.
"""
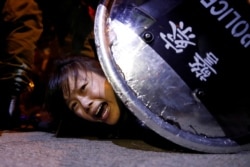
[68,70,88,85]
[62,69,88,98]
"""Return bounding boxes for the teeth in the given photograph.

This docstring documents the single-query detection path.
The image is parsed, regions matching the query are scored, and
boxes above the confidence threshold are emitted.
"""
[95,103,108,119]
[95,103,105,118]
[96,104,102,116]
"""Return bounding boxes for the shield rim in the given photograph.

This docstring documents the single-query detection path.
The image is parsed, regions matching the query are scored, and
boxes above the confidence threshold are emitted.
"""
[93,0,250,153]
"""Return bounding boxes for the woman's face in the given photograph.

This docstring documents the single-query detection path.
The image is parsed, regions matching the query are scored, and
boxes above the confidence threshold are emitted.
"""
[63,69,120,125]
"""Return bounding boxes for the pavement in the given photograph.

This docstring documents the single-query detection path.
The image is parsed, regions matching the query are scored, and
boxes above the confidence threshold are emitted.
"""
[0,130,250,167]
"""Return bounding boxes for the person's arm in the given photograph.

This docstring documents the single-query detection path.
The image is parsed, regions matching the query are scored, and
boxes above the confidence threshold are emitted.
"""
[1,0,43,94]
[3,0,43,64]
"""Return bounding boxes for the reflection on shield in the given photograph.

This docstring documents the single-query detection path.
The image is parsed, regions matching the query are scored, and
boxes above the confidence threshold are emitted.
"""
[94,0,250,153]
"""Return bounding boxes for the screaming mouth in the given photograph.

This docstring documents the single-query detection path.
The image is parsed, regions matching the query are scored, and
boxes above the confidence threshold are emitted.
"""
[95,102,108,119]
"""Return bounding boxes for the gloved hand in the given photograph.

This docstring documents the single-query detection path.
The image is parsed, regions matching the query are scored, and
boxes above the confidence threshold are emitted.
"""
[0,63,34,96]
[0,58,34,129]
[1,69,34,96]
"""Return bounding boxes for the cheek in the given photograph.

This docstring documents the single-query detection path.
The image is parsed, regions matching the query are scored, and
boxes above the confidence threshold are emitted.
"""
[74,108,84,118]
[104,80,116,101]
[92,73,108,97]
[75,109,93,121]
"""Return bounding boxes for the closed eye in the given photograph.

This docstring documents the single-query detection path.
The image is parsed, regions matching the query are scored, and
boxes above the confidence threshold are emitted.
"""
[69,101,78,112]
[80,83,87,91]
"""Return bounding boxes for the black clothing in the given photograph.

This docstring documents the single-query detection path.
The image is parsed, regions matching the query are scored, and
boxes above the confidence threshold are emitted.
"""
[0,0,43,129]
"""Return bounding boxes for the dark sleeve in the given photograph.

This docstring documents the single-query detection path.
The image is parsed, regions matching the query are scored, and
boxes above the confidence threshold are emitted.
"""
[2,0,43,64]
[0,0,43,95]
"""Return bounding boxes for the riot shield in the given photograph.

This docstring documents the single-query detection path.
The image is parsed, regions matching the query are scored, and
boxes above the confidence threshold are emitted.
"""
[94,0,250,153]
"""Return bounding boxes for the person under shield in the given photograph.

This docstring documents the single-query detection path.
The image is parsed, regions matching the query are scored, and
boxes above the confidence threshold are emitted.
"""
[45,55,152,139]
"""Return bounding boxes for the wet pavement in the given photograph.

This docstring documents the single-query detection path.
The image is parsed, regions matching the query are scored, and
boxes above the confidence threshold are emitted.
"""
[0,130,249,167]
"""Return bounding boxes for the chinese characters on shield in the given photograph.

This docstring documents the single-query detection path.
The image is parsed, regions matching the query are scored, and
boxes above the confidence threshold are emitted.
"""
[160,20,219,82]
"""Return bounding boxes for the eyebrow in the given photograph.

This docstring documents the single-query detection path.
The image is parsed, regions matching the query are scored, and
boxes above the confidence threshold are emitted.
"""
[62,70,89,100]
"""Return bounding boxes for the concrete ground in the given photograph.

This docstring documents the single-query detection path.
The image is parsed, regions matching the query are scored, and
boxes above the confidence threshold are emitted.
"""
[0,130,250,167]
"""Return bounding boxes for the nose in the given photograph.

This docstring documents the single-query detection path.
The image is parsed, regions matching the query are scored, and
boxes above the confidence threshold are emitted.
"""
[77,95,93,113]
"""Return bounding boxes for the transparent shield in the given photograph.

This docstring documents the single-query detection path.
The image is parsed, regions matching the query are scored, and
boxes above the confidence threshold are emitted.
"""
[94,0,250,153]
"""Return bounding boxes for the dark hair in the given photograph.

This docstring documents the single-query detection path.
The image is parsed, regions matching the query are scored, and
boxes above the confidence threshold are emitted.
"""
[45,55,146,138]
[45,55,104,129]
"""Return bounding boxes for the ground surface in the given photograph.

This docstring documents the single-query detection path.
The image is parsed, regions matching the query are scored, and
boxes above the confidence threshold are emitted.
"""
[0,131,250,167]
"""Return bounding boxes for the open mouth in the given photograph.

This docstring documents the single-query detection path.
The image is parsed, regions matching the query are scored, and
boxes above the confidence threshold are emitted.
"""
[95,102,108,119]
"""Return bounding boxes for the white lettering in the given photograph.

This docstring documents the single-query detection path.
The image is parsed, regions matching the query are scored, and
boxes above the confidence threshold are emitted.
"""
[189,52,219,82]
[232,20,249,37]
[225,11,241,29]
[200,0,250,48]
[211,0,228,16]
[160,21,196,53]
[218,8,233,21]
[200,0,217,8]
[241,34,250,48]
